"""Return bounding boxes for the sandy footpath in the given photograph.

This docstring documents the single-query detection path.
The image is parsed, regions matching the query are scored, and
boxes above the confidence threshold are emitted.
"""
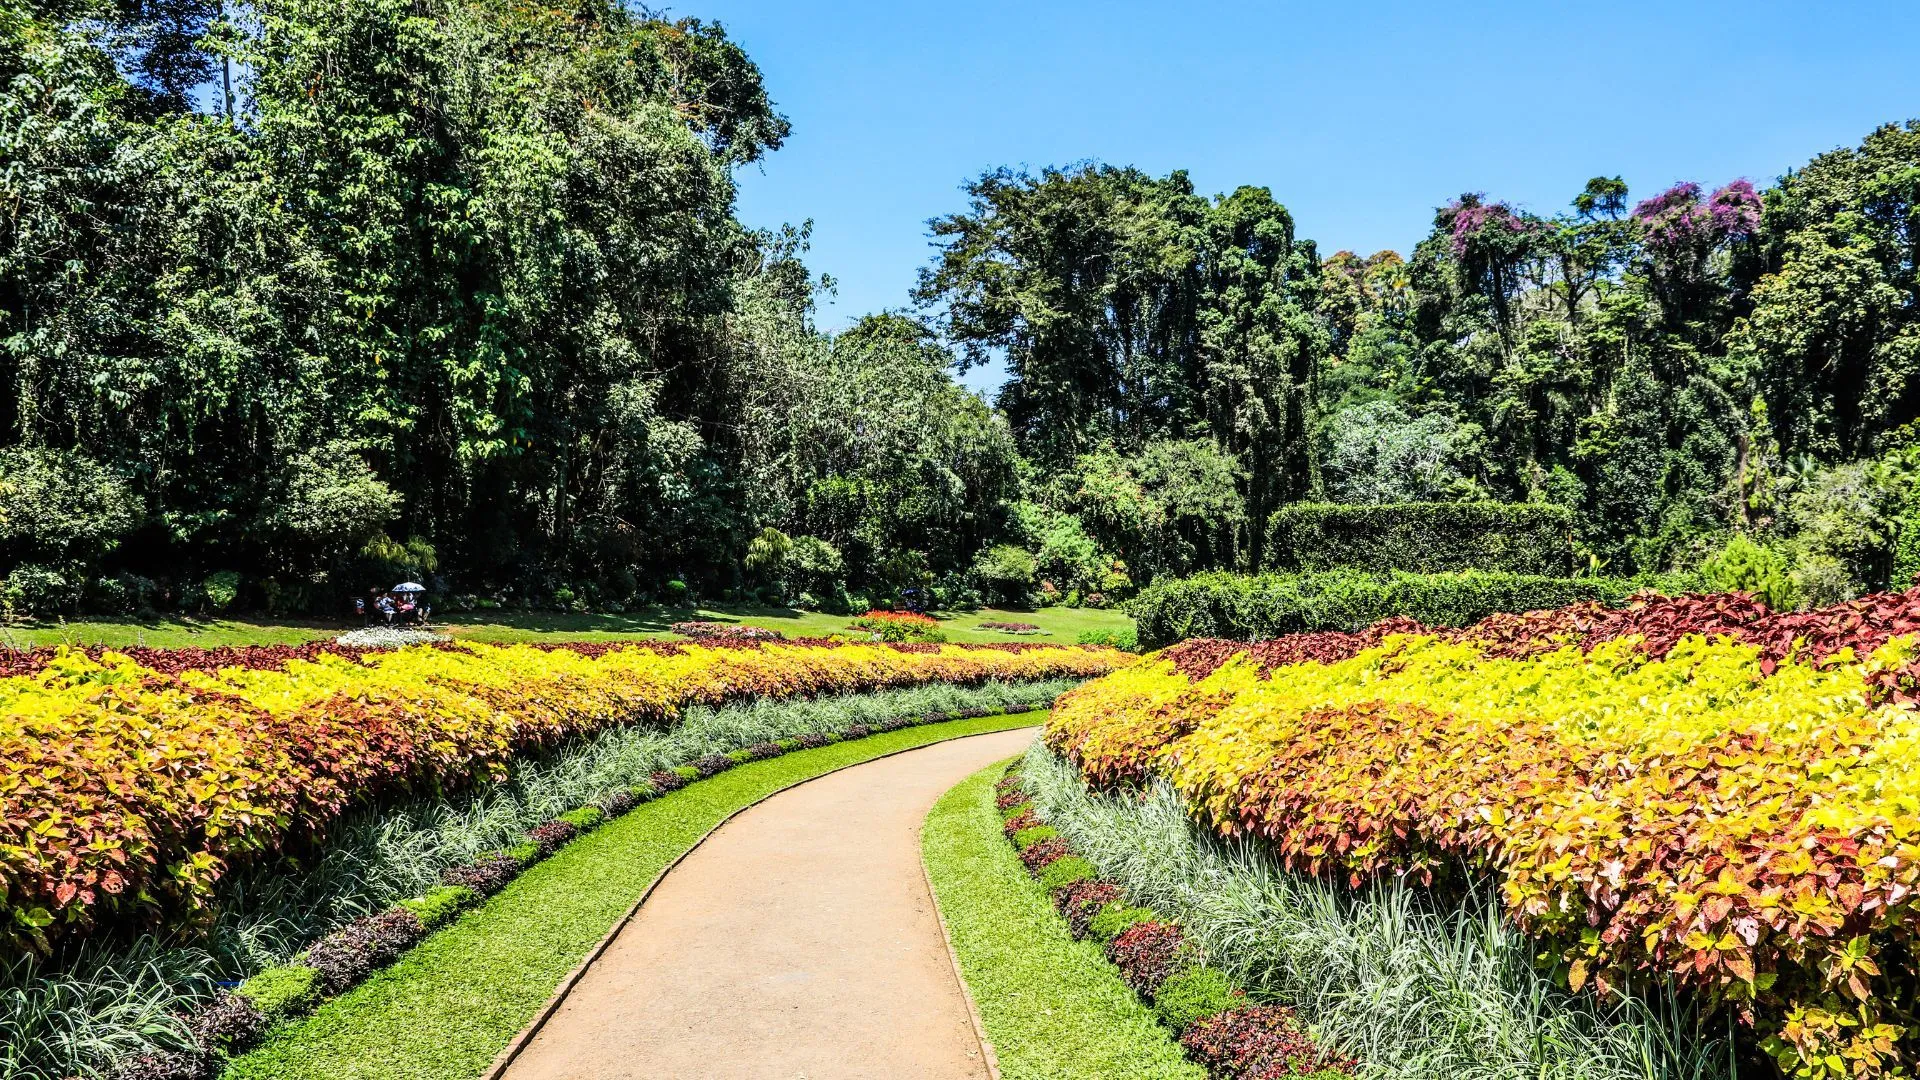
[498,726,1036,1080]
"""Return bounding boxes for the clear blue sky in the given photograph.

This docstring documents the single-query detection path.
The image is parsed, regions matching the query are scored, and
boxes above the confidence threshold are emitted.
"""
[690,0,1920,393]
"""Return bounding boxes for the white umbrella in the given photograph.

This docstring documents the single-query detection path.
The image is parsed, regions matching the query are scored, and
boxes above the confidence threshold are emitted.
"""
[392,582,426,594]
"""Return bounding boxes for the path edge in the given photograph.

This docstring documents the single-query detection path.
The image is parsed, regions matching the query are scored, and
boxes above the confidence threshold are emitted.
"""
[482,719,1039,1080]
[919,767,1011,1080]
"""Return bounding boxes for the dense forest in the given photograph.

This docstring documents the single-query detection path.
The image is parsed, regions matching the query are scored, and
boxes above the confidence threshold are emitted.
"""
[3,0,1919,617]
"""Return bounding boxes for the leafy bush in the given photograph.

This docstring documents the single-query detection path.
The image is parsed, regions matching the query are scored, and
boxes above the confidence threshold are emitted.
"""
[524,820,579,860]
[302,909,424,995]
[1010,825,1058,849]
[972,543,1038,605]
[556,806,605,832]
[1106,920,1189,996]
[787,535,846,598]
[1037,854,1095,891]
[201,571,242,612]
[3,562,82,616]
[440,853,520,897]
[1053,880,1122,940]
[0,447,140,566]
[1088,902,1157,943]
[1181,1005,1353,1078]
[1264,501,1574,575]
[1128,569,1657,649]
[1701,533,1797,610]
[978,620,1041,633]
[1076,627,1138,652]
[396,885,477,931]
[234,965,319,1023]
[1151,965,1237,1032]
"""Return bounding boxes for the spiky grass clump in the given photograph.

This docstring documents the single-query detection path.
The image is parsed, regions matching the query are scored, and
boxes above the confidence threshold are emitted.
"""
[1018,744,1734,1080]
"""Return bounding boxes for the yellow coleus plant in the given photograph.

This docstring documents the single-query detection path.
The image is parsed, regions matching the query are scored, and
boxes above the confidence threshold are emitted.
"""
[1,640,1127,953]
[1047,633,1920,1078]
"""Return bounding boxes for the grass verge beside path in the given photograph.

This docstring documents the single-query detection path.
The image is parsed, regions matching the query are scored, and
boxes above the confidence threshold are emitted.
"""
[923,763,1205,1080]
[222,712,1047,1080]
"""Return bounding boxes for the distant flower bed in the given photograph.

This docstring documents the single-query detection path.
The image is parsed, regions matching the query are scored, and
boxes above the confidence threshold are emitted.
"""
[1,639,1128,954]
[977,621,1042,634]
[859,609,938,626]
[848,610,946,643]
[670,620,784,642]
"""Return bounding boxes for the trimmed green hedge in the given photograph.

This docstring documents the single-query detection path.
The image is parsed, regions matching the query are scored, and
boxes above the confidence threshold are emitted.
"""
[1265,502,1575,575]
[1129,569,1684,649]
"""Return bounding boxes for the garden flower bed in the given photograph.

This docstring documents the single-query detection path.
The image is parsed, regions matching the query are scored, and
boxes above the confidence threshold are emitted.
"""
[0,638,1125,953]
[991,770,1352,1079]
[1045,587,1920,1079]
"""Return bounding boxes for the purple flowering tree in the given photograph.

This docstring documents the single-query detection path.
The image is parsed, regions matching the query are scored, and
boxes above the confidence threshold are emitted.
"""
[1631,179,1763,335]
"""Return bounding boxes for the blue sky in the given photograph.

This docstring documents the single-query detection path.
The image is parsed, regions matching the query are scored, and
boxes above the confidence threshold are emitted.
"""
[690,0,1920,393]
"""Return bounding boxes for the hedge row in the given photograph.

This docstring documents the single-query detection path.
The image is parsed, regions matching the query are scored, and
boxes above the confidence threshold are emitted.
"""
[993,772,1351,1080]
[1263,502,1574,576]
[1128,569,1673,650]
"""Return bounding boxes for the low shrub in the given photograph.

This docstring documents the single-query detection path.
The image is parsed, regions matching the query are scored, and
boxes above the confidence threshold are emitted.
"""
[1036,855,1094,891]
[506,839,541,866]
[1088,902,1156,943]
[1001,808,1039,836]
[557,806,605,832]
[671,764,701,782]
[978,620,1042,634]
[1107,920,1189,997]
[440,852,520,896]
[107,1049,207,1080]
[234,965,319,1023]
[1152,965,1238,1033]
[1011,825,1058,849]
[670,620,783,641]
[190,990,269,1055]
[525,820,579,860]
[1018,837,1071,872]
[1264,501,1575,575]
[1053,880,1122,940]
[1180,1005,1353,1078]
[600,788,644,816]
[1127,568,1658,648]
[996,787,1033,813]
[648,768,689,793]
[396,885,477,931]
[841,723,872,740]
[774,737,802,752]
[794,732,836,749]
[692,753,735,778]
[1076,627,1139,652]
[744,742,784,760]
[303,909,424,995]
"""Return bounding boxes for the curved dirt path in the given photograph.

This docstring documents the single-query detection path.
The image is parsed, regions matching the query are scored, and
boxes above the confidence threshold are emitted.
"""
[497,726,1036,1080]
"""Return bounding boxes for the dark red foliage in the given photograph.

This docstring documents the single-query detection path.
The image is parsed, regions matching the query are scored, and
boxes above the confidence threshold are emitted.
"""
[841,724,872,740]
[670,621,784,642]
[1001,808,1040,835]
[1180,1005,1354,1078]
[304,908,426,995]
[794,733,834,749]
[526,820,578,859]
[692,753,735,778]
[441,852,520,896]
[744,742,784,760]
[1162,619,1426,680]
[1107,921,1189,996]
[1054,880,1123,940]
[995,788,1032,812]
[648,769,688,793]
[601,788,643,816]
[109,1050,211,1080]
[188,990,268,1055]
[1018,837,1071,872]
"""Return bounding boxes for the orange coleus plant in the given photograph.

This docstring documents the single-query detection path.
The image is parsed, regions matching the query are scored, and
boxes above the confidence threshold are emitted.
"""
[1,639,1127,953]
[1045,621,1920,1079]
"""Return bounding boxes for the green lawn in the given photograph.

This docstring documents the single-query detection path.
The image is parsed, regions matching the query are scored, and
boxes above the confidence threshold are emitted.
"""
[221,711,1048,1080]
[922,762,1205,1080]
[0,603,1130,649]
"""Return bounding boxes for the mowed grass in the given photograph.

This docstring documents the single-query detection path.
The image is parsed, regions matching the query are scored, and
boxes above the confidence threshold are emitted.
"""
[1,603,1131,648]
[220,712,1048,1080]
[922,762,1206,1080]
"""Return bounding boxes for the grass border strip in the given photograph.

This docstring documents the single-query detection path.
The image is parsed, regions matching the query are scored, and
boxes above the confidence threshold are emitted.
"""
[480,722,1039,1080]
[919,840,1004,1080]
